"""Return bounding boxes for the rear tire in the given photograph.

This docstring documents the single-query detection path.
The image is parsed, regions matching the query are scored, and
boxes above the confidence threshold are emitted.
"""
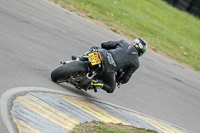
[51,61,87,82]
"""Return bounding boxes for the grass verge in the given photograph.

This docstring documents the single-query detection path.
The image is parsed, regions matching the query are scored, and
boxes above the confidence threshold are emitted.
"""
[50,0,200,71]
[70,120,158,133]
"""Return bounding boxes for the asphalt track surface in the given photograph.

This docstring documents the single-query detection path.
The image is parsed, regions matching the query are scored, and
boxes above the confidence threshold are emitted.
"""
[0,0,200,132]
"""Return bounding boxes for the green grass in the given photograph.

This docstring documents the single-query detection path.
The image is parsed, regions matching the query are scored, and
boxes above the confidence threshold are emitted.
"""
[53,0,200,71]
[70,120,158,133]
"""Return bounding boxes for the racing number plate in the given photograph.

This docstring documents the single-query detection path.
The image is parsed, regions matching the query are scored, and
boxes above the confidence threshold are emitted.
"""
[88,52,101,66]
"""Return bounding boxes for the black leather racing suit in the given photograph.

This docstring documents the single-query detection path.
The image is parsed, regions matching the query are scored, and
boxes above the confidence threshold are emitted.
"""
[98,40,139,93]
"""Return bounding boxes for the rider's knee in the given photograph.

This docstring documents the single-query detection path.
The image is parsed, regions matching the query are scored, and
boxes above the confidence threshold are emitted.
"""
[103,86,115,93]
[106,89,115,93]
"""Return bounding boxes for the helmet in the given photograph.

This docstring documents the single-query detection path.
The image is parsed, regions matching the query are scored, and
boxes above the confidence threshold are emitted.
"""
[131,38,147,57]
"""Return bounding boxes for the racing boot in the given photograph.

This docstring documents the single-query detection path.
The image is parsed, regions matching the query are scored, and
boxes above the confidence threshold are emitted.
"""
[90,80,104,92]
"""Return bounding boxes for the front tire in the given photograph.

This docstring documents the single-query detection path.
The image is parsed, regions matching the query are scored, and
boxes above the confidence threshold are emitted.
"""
[51,61,87,82]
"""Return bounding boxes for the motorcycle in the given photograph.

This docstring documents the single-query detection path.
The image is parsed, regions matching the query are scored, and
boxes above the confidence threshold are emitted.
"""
[51,48,124,92]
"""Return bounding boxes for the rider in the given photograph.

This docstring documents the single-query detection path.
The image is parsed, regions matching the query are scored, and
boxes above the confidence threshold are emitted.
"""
[73,38,147,93]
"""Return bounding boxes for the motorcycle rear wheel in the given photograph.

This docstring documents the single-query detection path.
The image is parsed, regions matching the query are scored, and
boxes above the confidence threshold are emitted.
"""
[51,61,87,83]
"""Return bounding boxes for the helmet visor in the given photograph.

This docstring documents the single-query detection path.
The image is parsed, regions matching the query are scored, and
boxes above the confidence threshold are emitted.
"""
[132,39,144,49]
